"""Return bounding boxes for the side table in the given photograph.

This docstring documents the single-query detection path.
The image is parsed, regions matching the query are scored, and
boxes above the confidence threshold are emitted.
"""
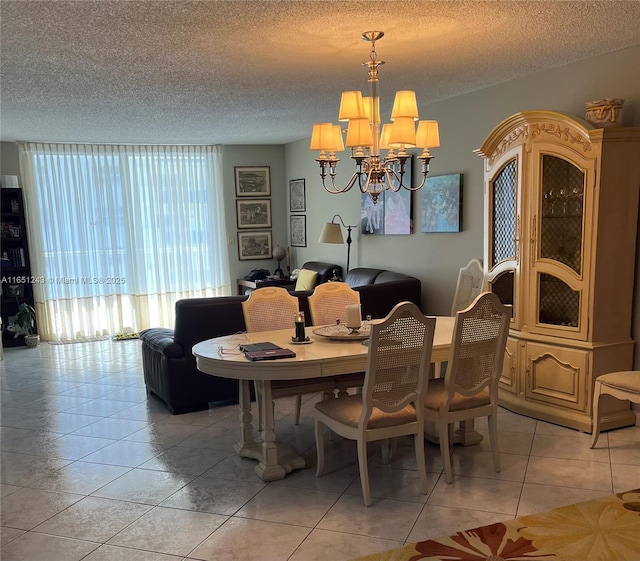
[237,278,296,295]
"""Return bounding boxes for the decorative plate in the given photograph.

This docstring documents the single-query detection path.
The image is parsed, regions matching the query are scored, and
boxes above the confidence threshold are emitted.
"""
[312,323,371,341]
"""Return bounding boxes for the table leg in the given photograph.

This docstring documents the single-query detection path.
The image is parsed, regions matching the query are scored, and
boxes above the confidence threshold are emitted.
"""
[233,380,257,456]
[235,379,306,481]
[454,420,484,446]
[424,419,484,447]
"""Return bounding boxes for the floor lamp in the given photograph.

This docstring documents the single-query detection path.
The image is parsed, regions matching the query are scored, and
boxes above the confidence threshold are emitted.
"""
[318,214,356,273]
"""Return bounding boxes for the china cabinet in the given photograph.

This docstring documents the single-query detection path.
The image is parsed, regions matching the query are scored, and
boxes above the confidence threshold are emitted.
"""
[476,111,640,432]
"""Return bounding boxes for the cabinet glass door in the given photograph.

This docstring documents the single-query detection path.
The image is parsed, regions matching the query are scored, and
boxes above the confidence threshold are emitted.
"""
[488,159,517,308]
[540,155,584,273]
[537,154,585,330]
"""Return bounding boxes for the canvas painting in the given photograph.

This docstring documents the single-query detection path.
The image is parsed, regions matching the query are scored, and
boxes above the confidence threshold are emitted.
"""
[421,173,462,233]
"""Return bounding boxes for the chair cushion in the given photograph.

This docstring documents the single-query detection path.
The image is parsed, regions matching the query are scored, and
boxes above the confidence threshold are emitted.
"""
[295,269,319,291]
[424,378,491,411]
[598,371,640,394]
[315,394,417,428]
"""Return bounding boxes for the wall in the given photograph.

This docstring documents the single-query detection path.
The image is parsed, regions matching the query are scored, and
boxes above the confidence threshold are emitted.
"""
[220,145,287,289]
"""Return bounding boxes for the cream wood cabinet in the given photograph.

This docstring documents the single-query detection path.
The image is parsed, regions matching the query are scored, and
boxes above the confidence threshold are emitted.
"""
[477,111,640,432]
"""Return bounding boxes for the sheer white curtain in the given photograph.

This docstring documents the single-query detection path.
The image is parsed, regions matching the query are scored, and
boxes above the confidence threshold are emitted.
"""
[18,143,230,342]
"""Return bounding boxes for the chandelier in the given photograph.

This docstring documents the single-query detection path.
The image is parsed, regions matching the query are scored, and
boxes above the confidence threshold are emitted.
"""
[310,31,440,204]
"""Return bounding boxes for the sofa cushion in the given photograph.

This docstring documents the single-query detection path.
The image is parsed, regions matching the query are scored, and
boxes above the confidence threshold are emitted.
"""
[301,261,343,284]
[295,269,318,291]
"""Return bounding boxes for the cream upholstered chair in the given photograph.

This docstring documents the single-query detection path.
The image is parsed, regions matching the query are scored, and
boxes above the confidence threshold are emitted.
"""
[308,282,365,396]
[424,292,510,484]
[241,287,334,424]
[308,282,361,326]
[591,371,640,448]
[451,258,485,315]
[314,301,436,506]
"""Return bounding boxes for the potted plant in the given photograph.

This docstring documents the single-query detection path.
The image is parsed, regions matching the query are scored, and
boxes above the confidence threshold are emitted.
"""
[14,302,39,347]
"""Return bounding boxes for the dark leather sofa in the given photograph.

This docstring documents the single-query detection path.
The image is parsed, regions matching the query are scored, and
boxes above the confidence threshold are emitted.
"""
[140,262,421,414]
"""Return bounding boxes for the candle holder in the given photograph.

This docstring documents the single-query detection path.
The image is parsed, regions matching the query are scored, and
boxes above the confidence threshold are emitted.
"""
[293,311,307,342]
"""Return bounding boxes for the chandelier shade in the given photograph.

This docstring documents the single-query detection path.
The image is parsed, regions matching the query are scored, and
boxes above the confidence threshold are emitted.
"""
[339,91,366,121]
[310,31,439,203]
[346,119,374,149]
[391,91,419,121]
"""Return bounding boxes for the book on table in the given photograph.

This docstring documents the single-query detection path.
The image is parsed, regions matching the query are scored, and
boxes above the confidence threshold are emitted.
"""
[239,342,296,361]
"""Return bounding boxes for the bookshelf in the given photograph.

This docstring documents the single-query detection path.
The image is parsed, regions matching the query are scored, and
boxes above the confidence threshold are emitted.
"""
[1,187,36,347]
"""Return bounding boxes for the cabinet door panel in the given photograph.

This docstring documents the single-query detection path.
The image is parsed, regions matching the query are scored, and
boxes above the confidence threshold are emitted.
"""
[525,342,588,412]
[499,337,518,394]
[490,159,518,267]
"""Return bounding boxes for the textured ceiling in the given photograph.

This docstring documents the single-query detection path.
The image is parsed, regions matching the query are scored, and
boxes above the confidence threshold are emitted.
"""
[1,0,639,145]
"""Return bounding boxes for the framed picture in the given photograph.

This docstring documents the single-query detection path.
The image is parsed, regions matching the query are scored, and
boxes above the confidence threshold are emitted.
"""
[384,188,413,234]
[236,199,272,229]
[7,284,24,297]
[289,178,306,212]
[238,230,273,260]
[421,173,463,233]
[290,215,307,247]
[361,192,384,235]
[235,166,271,197]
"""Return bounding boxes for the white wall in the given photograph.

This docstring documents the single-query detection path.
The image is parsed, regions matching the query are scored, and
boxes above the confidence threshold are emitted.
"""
[220,145,287,288]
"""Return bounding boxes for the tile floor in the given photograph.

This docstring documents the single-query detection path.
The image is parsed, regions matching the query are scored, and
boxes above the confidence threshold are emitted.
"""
[1,339,639,561]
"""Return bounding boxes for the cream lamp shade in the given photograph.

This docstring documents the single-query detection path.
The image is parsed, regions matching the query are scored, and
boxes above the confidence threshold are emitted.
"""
[339,91,366,121]
[363,96,381,123]
[391,90,419,121]
[311,123,345,153]
[379,123,393,150]
[388,116,416,147]
[318,222,344,244]
[345,118,374,148]
[416,120,440,148]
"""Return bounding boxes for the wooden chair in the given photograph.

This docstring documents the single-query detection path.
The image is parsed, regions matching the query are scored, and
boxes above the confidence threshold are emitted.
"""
[308,281,361,326]
[590,371,640,448]
[309,282,365,396]
[451,258,485,315]
[315,301,436,506]
[424,292,510,483]
[241,287,335,425]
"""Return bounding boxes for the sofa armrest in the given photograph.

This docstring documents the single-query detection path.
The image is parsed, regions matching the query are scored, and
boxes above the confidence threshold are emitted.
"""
[139,328,183,358]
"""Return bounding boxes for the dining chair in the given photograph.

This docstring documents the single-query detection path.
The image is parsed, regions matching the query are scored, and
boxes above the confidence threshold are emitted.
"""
[423,291,510,484]
[242,286,335,425]
[314,301,436,506]
[308,281,361,325]
[590,371,640,448]
[308,282,365,397]
[451,258,485,315]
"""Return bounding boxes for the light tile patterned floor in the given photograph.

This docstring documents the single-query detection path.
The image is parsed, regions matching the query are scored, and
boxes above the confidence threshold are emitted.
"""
[1,339,639,561]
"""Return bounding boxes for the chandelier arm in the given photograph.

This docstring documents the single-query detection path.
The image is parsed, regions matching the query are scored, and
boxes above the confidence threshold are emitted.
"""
[319,170,361,194]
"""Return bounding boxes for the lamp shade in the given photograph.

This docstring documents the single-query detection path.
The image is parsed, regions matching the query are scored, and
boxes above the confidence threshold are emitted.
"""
[310,123,337,151]
[388,117,416,147]
[379,123,393,149]
[391,90,419,121]
[345,118,374,148]
[329,125,345,152]
[338,91,365,121]
[363,96,381,123]
[318,222,344,244]
[416,120,440,148]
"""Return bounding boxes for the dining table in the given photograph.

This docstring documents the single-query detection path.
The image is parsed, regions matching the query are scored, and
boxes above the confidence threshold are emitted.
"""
[192,316,482,481]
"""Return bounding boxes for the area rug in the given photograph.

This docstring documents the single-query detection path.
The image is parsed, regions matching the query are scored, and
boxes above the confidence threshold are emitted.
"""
[350,489,640,561]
